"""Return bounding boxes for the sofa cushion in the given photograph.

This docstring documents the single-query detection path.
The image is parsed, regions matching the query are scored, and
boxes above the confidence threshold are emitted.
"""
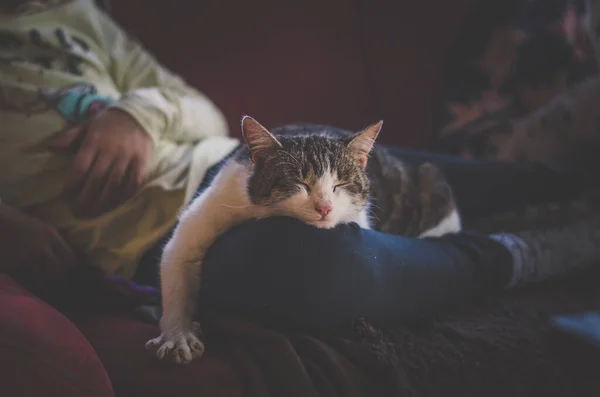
[0,274,114,397]
[435,0,598,158]
[71,312,243,397]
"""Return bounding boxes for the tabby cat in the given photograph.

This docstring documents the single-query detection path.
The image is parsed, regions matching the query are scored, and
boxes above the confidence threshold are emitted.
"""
[145,116,462,364]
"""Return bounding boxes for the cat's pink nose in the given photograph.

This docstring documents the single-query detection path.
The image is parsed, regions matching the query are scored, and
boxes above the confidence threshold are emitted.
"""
[315,203,332,217]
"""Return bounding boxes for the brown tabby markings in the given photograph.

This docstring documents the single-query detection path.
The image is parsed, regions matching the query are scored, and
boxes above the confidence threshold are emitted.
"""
[271,124,459,236]
[238,132,370,210]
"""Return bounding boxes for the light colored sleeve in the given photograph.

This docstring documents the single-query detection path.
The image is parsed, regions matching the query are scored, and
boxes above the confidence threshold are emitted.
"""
[86,1,229,145]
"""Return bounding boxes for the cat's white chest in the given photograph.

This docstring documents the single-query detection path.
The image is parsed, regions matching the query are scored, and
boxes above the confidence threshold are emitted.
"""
[357,209,372,229]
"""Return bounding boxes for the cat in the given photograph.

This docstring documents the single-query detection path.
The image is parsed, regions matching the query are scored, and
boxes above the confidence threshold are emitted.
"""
[145,116,462,364]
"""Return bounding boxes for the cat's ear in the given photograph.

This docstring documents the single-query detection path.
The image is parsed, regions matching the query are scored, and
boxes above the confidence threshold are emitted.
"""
[241,115,282,163]
[347,120,382,168]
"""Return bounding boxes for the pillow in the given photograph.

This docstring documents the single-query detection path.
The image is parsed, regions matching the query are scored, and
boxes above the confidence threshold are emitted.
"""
[0,274,114,397]
[435,0,598,159]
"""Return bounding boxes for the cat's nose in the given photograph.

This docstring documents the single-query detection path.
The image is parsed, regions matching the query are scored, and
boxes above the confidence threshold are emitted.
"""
[315,203,332,217]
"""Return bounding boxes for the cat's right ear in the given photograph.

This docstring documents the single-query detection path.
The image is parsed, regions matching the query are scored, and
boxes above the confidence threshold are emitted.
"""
[241,115,282,164]
[347,120,383,168]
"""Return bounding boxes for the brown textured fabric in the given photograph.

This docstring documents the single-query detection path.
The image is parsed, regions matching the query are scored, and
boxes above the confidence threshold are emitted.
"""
[202,312,379,397]
[62,256,600,397]
[191,269,600,397]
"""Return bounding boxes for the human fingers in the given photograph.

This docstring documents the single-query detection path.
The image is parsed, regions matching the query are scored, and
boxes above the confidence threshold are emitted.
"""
[123,156,144,201]
[64,141,98,201]
[95,158,131,215]
[74,152,114,216]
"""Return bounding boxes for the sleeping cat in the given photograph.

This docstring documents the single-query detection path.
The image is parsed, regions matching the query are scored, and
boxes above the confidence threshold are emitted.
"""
[145,116,461,364]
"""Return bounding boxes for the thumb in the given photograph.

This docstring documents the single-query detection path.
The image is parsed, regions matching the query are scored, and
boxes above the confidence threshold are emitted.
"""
[51,124,85,151]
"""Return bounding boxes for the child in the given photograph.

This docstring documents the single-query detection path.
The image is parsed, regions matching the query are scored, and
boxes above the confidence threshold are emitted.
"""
[1,1,599,347]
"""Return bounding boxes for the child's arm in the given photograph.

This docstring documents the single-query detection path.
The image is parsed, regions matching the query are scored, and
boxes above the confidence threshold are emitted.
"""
[86,3,229,145]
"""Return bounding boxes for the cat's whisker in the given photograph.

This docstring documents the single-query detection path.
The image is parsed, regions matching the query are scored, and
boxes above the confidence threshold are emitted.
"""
[366,211,380,222]
[275,162,297,168]
[295,209,319,217]
[220,204,255,209]
[368,203,383,211]
[367,206,379,213]
[363,206,380,219]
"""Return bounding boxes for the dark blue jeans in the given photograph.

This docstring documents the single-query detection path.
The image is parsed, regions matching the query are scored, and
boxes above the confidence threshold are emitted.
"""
[134,147,593,329]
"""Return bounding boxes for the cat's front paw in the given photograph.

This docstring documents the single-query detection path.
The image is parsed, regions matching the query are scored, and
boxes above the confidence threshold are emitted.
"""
[145,323,205,364]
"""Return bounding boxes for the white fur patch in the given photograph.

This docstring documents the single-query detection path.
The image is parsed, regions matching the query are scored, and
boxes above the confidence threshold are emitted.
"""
[357,208,372,229]
[418,209,462,238]
[274,169,366,229]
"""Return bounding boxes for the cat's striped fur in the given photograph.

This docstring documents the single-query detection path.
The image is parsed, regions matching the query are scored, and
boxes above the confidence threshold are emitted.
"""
[145,117,462,364]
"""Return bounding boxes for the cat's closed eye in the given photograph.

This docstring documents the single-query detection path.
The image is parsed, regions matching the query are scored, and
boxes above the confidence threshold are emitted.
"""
[333,183,349,192]
[300,182,311,193]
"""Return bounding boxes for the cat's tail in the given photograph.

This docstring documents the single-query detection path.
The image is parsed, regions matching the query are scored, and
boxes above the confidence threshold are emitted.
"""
[466,188,600,234]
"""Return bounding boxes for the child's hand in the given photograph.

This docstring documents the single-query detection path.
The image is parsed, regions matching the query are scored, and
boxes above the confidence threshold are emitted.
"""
[52,109,153,218]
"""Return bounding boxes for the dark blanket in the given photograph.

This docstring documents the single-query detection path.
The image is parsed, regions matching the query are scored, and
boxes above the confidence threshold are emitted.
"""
[52,266,600,397]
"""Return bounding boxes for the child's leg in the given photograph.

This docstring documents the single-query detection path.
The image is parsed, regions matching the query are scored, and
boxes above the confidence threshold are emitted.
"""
[385,147,594,220]
[198,215,600,329]
[134,140,597,329]
[491,214,600,287]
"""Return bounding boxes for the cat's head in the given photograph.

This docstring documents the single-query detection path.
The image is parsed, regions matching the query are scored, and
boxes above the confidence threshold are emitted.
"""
[241,116,382,229]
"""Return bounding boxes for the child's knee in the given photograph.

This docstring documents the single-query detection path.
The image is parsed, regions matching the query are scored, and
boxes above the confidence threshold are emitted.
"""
[201,217,368,323]
[207,216,363,269]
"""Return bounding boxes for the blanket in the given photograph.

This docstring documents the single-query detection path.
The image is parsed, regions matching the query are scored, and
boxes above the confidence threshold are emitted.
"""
[51,266,600,397]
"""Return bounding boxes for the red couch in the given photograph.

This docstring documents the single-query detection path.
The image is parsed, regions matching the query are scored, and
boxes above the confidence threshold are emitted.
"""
[7,1,596,396]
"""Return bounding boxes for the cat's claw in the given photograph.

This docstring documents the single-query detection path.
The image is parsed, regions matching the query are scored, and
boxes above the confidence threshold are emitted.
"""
[146,327,205,364]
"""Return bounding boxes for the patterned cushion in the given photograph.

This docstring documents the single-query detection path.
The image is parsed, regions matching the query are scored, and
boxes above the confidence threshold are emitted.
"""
[435,0,598,159]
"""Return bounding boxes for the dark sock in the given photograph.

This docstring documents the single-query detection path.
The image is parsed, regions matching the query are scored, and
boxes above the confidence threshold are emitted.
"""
[489,215,600,287]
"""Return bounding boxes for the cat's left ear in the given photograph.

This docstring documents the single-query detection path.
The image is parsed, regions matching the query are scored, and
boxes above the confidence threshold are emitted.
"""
[347,120,382,168]
[241,115,282,163]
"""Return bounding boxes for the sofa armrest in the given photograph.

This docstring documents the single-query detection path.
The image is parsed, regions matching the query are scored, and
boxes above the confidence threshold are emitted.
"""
[0,274,114,397]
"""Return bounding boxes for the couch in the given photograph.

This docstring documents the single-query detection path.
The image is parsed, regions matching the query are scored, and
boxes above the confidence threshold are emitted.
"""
[3,1,600,396]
